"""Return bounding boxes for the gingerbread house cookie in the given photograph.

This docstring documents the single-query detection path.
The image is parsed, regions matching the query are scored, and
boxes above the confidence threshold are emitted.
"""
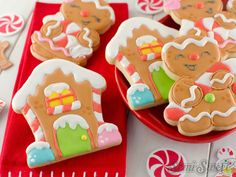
[31,0,115,66]
[106,17,178,110]
[12,59,122,168]
[164,58,236,136]
[179,12,236,60]
[164,0,223,25]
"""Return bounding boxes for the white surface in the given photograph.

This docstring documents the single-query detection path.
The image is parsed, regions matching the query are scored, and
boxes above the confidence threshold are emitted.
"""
[0,0,233,177]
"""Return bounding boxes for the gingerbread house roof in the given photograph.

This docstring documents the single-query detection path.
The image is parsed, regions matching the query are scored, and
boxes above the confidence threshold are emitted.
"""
[105,17,179,63]
[12,59,106,112]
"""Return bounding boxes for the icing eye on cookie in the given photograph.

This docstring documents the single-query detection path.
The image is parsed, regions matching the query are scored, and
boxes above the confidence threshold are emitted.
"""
[175,54,185,59]
[201,51,211,57]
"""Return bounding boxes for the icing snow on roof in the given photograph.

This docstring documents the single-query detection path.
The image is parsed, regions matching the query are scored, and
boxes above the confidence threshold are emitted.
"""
[12,59,106,111]
[105,17,178,63]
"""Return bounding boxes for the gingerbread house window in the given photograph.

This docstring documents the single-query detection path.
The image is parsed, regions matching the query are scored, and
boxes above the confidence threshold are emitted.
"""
[136,35,163,61]
[44,83,81,115]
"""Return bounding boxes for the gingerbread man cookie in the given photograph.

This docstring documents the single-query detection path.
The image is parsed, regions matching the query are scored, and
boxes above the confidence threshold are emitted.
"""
[12,59,122,168]
[106,17,178,110]
[164,0,223,25]
[179,11,236,60]
[164,58,236,136]
[0,41,13,72]
[31,0,114,66]
[227,0,236,13]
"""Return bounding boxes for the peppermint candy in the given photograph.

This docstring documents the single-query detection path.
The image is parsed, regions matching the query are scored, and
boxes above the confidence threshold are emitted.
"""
[135,0,164,15]
[0,14,24,36]
[147,149,186,177]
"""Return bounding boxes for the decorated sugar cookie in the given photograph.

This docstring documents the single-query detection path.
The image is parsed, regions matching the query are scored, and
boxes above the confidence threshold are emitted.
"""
[0,14,24,36]
[12,59,122,168]
[0,41,13,72]
[164,0,223,24]
[179,12,236,60]
[60,0,115,34]
[227,0,236,13]
[164,58,236,136]
[147,149,186,177]
[31,0,115,66]
[106,17,178,110]
[215,147,236,177]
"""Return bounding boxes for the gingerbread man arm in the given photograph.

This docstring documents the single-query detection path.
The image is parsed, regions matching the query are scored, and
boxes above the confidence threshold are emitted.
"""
[170,78,203,108]
[0,41,13,71]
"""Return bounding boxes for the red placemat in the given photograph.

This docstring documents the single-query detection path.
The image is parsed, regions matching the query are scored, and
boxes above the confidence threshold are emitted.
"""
[0,2,128,177]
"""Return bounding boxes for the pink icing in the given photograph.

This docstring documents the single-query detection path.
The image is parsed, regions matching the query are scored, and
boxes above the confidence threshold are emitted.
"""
[164,0,181,10]
[98,129,122,148]
[34,31,71,57]
[218,40,236,48]
[63,0,74,3]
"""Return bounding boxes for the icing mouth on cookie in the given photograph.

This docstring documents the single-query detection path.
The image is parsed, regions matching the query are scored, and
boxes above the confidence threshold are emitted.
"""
[184,64,197,71]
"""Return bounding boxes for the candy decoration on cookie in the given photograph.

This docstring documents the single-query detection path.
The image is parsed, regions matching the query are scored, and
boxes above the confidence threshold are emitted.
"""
[215,147,236,177]
[106,17,178,110]
[0,14,24,36]
[0,99,5,112]
[0,41,13,72]
[147,149,186,177]
[135,0,164,15]
[12,59,122,168]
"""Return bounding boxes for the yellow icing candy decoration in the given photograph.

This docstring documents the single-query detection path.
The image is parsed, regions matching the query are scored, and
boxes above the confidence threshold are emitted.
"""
[81,135,88,141]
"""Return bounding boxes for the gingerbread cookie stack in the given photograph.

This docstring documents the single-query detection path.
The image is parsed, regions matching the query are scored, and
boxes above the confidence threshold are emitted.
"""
[31,0,115,66]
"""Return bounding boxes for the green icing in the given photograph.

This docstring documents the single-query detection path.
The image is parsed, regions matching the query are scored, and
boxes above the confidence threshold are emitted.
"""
[151,67,174,100]
[56,124,92,157]
[204,93,215,103]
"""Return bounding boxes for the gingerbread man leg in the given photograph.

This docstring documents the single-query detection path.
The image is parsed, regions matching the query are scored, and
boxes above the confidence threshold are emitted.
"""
[0,41,13,72]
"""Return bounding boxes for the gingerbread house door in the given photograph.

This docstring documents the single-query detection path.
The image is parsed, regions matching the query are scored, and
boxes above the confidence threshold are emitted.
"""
[53,114,92,157]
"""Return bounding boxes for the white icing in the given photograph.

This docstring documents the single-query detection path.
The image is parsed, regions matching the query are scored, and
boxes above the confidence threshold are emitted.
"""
[127,83,149,96]
[119,56,130,68]
[46,21,61,37]
[210,73,234,85]
[214,13,236,24]
[97,123,118,134]
[166,102,192,113]
[26,142,50,154]
[68,41,93,58]
[203,17,215,31]
[180,106,236,122]
[94,112,103,122]
[34,127,44,141]
[71,100,81,110]
[195,72,212,87]
[81,0,115,22]
[93,92,101,104]
[53,114,89,130]
[227,0,234,10]
[65,35,78,48]
[66,23,81,34]
[136,35,157,47]
[213,27,229,40]
[162,37,217,53]
[179,20,202,36]
[43,12,65,24]
[131,72,141,83]
[82,28,93,48]
[12,59,106,111]
[180,86,198,108]
[149,61,162,72]
[44,82,69,97]
[224,58,236,74]
[105,17,178,62]
[25,109,36,124]
[53,33,66,41]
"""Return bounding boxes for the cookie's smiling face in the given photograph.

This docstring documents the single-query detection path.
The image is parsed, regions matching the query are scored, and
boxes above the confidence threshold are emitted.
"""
[173,0,223,22]
[162,36,220,79]
[60,0,115,34]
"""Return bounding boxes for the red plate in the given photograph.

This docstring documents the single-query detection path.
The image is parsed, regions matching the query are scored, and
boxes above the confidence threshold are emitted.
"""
[115,0,236,143]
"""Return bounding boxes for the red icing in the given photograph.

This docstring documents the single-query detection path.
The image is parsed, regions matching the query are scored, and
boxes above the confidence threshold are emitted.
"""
[214,33,224,44]
[53,37,68,48]
[196,2,205,9]
[195,20,209,32]
[165,108,185,121]
[80,10,90,17]
[189,53,200,61]
[232,83,236,94]
[93,102,102,113]
[31,119,40,132]
[126,64,135,75]
[207,62,231,73]
[116,53,123,61]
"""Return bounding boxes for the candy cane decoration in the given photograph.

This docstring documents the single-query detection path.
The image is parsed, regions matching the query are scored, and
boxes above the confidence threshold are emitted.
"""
[0,14,24,36]
[147,149,186,177]
[135,0,164,15]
